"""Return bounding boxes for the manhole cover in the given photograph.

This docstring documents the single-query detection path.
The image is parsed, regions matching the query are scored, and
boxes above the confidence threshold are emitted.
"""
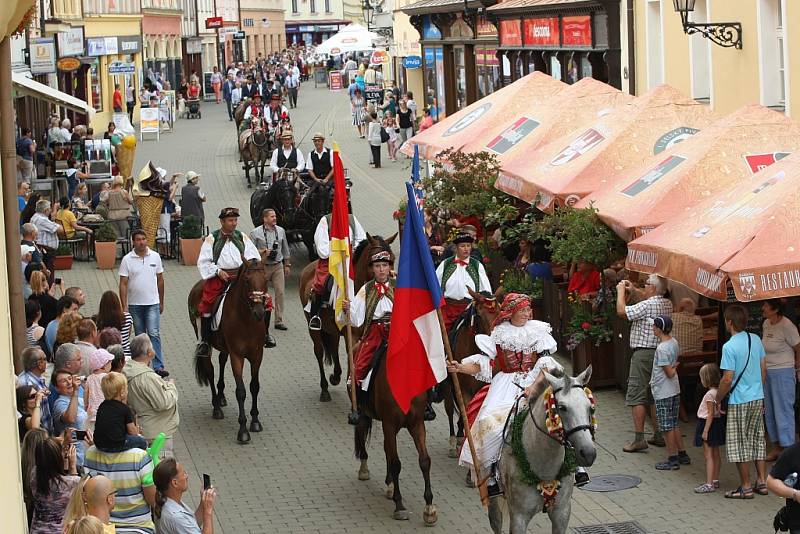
[573,521,647,534]
[579,474,641,492]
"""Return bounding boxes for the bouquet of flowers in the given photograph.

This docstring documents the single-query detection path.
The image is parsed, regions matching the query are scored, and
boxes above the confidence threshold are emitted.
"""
[392,197,407,225]
[564,295,613,351]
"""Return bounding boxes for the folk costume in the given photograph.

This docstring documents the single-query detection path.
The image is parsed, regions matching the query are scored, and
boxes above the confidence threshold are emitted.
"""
[195,207,262,356]
[242,93,263,121]
[458,294,560,490]
[349,250,394,387]
[307,213,366,330]
[306,133,334,183]
[270,133,305,175]
[435,233,492,332]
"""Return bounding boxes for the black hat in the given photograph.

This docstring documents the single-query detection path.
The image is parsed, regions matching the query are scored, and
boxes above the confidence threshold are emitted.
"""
[452,233,475,245]
[219,207,240,219]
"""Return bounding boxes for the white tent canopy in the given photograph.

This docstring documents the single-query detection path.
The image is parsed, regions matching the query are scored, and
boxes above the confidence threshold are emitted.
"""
[12,72,95,116]
[315,23,380,55]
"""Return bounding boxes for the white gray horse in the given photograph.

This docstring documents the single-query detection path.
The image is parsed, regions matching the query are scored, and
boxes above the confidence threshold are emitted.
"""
[488,366,597,534]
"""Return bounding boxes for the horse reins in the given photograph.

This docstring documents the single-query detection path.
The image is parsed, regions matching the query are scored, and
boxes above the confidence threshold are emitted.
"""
[529,384,596,449]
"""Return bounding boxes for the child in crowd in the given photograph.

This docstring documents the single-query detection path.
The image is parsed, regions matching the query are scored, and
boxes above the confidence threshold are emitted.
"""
[93,372,148,452]
[650,315,690,470]
[84,349,114,431]
[383,111,399,162]
[694,363,725,493]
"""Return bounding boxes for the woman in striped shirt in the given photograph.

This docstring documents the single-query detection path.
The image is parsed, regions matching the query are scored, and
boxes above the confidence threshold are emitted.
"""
[95,291,133,359]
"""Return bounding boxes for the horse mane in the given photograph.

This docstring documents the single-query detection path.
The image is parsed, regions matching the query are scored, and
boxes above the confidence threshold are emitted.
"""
[352,237,372,263]
[527,367,565,407]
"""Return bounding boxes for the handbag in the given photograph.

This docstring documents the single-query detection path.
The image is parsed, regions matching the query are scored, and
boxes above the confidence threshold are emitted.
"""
[380,127,389,144]
[720,332,751,415]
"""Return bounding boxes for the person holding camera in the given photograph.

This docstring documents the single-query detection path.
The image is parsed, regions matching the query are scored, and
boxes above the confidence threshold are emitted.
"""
[250,209,291,334]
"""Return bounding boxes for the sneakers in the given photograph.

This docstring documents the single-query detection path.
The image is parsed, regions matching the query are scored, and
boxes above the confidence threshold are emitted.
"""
[623,440,648,453]
[678,451,691,465]
[264,334,276,348]
[308,315,322,331]
[275,323,288,331]
[694,483,715,493]
[655,459,679,470]
[648,435,666,447]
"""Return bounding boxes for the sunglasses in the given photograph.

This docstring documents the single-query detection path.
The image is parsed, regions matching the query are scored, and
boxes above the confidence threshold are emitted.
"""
[27,393,37,400]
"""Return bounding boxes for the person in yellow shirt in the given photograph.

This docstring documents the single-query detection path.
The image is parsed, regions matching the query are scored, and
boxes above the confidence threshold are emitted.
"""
[55,196,93,240]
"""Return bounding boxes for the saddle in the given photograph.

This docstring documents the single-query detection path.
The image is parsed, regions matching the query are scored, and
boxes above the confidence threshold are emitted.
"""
[358,338,389,409]
[310,273,335,305]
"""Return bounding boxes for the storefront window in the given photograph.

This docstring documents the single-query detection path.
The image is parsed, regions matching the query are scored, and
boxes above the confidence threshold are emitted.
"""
[566,54,579,84]
[454,47,467,110]
[581,55,593,79]
[90,58,103,112]
[423,46,446,120]
[550,54,562,82]
[476,46,499,100]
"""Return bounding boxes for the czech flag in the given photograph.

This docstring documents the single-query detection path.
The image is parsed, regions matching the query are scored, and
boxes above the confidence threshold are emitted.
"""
[328,142,354,329]
[387,182,447,413]
[410,144,424,211]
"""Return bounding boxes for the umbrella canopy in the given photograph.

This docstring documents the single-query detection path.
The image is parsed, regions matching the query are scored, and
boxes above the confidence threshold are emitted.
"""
[496,85,715,208]
[581,104,800,240]
[315,24,380,55]
[400,72,566,160]
[625,152,800,301]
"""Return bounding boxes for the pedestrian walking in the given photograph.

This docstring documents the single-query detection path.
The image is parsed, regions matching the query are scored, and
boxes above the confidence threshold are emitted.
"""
[119,229,168,377]
[179,171,206,230]
[210,66,223,104]
[222,74,236,121]
[16,127,36,183]
[367,112,382,168]
[126,83,136,122]
[250,208,291,332]
[286,69,300,109]
[397,99,414,146]
[351,88,366,138]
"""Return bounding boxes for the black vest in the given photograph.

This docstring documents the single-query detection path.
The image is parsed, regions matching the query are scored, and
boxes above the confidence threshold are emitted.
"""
[276,147,298,169]
[310,149,332,178]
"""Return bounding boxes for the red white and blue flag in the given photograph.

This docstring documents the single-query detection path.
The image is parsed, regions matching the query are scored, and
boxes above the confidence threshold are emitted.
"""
[387,182,447,413]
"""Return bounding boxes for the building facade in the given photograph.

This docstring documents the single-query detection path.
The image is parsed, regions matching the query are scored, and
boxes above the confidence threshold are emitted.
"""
[630,0,800,116]
[393,0,424,108]
[141,0,183,91]
[179,0,203,80]
[283,0,349,46]
[240,0,286,59]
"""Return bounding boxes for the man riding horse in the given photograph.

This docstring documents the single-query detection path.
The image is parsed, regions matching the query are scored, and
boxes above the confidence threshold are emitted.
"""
[195,207,275,357]
[307,206,366,331]
[266,93,289,132]
[306,132,334,184]
[436,232,492,332]
[242,92,264,122]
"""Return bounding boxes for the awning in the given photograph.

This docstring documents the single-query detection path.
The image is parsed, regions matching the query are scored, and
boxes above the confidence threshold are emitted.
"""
[402,0,489,15]
[12,72,95,116]
[487,0,594,12]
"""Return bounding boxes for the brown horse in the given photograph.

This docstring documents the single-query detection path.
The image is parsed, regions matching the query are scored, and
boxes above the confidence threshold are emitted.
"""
[240,117,272,187]
[442,289,499,462]
[188,259,269,444]
[354,349,438,526]
[298,233,396,402]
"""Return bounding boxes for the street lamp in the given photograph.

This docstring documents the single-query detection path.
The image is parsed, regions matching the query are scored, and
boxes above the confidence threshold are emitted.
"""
[362,0,375,31]
[672,0,742,49]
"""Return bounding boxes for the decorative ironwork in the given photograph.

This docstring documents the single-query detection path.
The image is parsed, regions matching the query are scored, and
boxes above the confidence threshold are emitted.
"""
[374,27,393,39]
[682,20,742,49]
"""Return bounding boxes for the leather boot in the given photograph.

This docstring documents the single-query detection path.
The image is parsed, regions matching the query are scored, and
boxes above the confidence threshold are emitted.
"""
[308,292,322,331]
[264,309,276,348]
[196,316,213,357]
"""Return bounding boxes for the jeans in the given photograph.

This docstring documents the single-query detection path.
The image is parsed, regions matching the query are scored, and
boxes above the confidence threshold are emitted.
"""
[129,304,164,369]
[96,433,149,453]
[398,126,414,145]
[225,99,233,119]
[765,367,796,447]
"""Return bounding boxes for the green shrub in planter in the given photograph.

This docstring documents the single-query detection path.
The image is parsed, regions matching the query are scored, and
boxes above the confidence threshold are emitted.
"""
[56,243,73,256]
[95,222,118,242]
[180,215,203,239]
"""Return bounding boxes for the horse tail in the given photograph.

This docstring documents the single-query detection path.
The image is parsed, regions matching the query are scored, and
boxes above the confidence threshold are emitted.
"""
[194,351,214,387]
[354,414,372,460]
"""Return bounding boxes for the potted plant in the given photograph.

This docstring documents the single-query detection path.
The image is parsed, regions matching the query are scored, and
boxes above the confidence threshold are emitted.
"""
[393,197,407,239]
[53,243,74,271]
[564,297,616,388]
[94,222,118,270]
[498,267,544,314]
[180,215,204,266]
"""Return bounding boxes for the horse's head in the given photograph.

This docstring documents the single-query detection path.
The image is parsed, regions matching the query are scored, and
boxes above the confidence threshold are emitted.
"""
[467,287,499,333]
[353,233,397,289]
[306,183,332,218]
[271,173,297,212]
[239,258,269,322]
[543,366,597,467]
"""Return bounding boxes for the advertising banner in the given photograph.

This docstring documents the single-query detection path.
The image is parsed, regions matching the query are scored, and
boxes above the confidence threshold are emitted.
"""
[57,27,84,57]
[562,15,592,47]
[524,18,559,47]
[499,20,522,47]
[140,107,160,139]
[329,71,343,91]
[31,38,56,75]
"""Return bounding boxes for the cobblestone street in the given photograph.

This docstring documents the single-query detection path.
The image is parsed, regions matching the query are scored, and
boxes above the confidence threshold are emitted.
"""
[63,86,778,533]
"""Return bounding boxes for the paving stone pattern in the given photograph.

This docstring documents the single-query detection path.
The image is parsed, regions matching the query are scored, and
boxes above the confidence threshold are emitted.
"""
[64,87,777,533]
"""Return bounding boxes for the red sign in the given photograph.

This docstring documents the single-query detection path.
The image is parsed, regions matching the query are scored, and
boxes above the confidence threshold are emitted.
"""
[205,16,223,29]
[477,16,497,37]
[562,15,592,46]
[744,152,791,174]
[524,17,559,46]
[329,71,342,91]
[499,20,522,47]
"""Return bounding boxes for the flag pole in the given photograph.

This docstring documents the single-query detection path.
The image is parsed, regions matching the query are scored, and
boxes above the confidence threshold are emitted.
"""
[436,308,484,500]
[342,252,359,422]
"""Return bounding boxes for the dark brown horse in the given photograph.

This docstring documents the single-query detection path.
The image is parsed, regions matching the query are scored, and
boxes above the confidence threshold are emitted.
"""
[298,233,396,401]
[240,117,272,187]
[354,350,438,526]
[188,259,269,444]
[442,289,499,462]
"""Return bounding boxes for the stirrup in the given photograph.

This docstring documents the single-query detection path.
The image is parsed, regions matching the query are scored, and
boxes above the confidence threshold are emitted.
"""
[308,315,322,331]
[195,341,212,358]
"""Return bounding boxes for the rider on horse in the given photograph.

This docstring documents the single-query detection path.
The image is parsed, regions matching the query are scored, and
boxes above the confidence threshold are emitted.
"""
[435,232,492,332]
[242,92,263,121]
[195,207,270,357]
[270,130,305,176]
[266,93,289,130]
[307,207,366,331]
[342,246,395,393]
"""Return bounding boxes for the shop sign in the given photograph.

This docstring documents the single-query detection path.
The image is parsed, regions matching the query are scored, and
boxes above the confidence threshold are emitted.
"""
[403,55,422,69]
[370,50,390,65]
[108,61,136,74]
[562,15,592,47]
[205,16,223,29]
[186,39,202,55]
[744,151,790,174]
[87,37,119,56]
[118,35,142,54]
[30,38,56,75]
[57,57,81,72]
[140,107,160,134]
[442,102,492,137]
[620,155,686,197]
[549,128,605,166]
[423,16,442,40]
[57,27,84,57]
[486,117,540,154]
[220,27,240,35]
[317,25,338,32]
[499,20,522,47]
[477,16,497,37]
[233,31,246,40]
[365,84,383,101]
[329,71,343,91]
[524,17,559,47]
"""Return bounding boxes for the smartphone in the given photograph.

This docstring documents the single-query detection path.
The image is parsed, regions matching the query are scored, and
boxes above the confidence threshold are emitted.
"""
[74,430,87,441]
[54,277,62,285]
[203,474,211,490]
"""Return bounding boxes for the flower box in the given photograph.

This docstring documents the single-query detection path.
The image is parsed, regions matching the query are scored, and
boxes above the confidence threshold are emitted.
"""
[571,339,616,389]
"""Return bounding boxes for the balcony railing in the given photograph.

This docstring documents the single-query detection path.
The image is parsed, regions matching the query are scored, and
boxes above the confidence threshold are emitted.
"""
[83,0,141,15]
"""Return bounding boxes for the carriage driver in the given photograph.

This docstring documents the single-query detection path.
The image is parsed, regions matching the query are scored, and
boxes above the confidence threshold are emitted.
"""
[306,132,334,185]
[195,207,271,357]
[267,93,288,127]
[270,131,306,175]
[307,207,366,331]
[435,232,492,332]
[242,92,263,121]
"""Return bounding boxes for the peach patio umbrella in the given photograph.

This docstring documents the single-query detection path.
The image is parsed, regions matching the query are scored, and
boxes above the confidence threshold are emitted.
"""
[579,104,800,240]
[400,72,565,160]
[625,152,800,301]
[495,85,716,208]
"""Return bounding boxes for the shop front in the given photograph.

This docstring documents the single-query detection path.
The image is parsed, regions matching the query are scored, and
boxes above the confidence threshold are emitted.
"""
[55,26,91,127]
[286,21,349,47]
[182,37,203,81]
[487,0,622,89]
[142,5,183,90]
[403,1,499,121]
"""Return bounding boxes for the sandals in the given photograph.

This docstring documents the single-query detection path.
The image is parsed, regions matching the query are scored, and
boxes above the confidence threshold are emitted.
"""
[754,483,769,495]
[724,486,754,499]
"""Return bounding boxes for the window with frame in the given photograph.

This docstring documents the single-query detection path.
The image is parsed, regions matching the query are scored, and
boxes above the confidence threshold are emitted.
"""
[310,0,316,13]
[291,0,298,13]
[90,59,103,112]
[325,0,331,12]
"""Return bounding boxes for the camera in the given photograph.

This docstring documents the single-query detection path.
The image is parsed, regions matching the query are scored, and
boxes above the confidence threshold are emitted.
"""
[267,241,279,261]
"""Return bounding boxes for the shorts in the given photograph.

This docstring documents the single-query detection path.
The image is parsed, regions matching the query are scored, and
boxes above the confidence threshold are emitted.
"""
[694,417,725,447]
[725,399,766,463]
[655,394,680,432]
[625,348,656,406]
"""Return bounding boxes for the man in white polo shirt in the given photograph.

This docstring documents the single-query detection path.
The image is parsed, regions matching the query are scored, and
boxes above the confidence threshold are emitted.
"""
[120,229,168,377]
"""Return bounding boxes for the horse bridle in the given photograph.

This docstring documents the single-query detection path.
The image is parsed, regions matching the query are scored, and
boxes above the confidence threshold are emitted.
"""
[236,261,268,311]
[530,383,596,449]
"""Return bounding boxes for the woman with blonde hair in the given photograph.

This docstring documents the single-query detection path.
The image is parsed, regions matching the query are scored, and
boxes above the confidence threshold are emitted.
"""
[64,515,104,534]
[54,312,82,353]
[28,270,59,329]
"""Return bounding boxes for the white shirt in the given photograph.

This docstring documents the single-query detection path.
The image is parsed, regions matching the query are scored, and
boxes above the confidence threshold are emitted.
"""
[435,257,492,301]
[349,283,393,327]
[119,248,164,306]
[305,148,333,173]
[197,232,260,280]
[231,87,242,105]
[313,216,366,260]
[286,74,300,88]
[243,105,262,121]
[270,146,305,173]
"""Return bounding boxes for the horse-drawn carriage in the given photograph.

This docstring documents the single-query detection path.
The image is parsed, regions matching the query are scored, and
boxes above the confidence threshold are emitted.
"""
[234,96,292,187]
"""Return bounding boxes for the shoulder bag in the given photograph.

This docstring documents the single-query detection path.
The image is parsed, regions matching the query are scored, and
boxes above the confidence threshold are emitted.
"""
[720,332,751,415]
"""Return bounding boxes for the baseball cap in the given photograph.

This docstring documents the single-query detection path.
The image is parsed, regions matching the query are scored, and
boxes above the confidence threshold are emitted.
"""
[649,315,673,333]
[89,348,115,371]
